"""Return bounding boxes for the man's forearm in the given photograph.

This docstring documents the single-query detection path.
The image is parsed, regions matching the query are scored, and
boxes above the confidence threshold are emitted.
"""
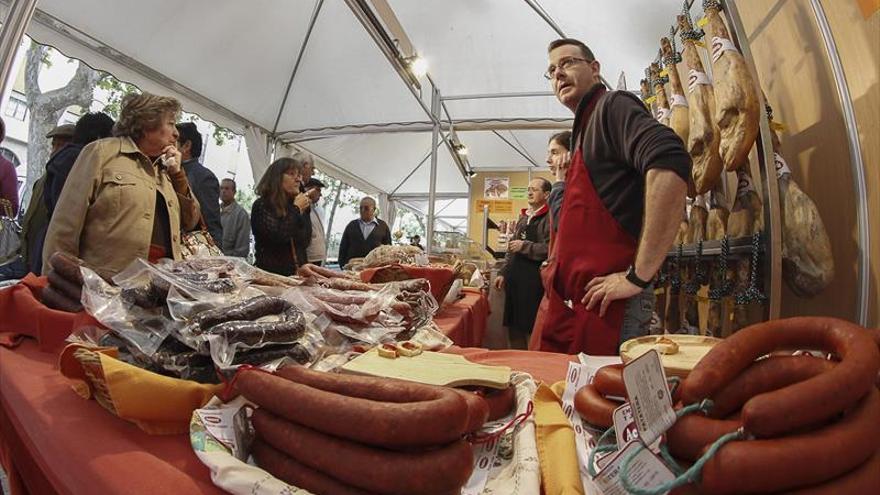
[634,169,687,281]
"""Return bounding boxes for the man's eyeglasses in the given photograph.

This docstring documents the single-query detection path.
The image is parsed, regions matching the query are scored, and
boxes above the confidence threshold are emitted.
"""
[544,57,592,80]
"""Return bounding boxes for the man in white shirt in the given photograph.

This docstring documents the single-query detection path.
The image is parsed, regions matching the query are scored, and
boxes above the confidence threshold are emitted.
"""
[304,178,327,265]
[219,178,251,258]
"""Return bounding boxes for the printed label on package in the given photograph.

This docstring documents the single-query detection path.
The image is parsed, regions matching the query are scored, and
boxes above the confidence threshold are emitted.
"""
[622,350,676,446]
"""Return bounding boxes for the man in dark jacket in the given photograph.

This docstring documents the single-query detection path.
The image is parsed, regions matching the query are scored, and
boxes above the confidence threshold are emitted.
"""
[337,196,391,267]
[493,178,551,348]
[177,122,222,244]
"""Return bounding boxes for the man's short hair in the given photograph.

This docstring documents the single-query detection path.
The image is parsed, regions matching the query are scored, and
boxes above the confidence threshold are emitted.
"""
[537,177,552,193]
[176,122,203,159]
[221,178,237,190]
[547,38,596,61]
[361,196,376,207]
[73,112,115,145]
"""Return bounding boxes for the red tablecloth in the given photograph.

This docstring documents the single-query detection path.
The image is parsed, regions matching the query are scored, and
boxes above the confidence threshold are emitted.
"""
[0,338,574,495]
[433,288,489,347]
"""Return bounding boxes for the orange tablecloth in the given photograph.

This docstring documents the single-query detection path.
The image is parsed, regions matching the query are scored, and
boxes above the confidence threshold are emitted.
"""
[0,338,574,495]
[433,288,489,347]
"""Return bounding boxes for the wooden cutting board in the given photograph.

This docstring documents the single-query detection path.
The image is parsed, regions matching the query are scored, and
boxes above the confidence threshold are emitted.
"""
[341,348,512,389]
[620,334,721,378]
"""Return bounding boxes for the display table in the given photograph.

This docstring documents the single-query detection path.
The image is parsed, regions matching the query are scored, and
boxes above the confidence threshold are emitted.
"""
[0,339,574,495]
[433,288,490,347]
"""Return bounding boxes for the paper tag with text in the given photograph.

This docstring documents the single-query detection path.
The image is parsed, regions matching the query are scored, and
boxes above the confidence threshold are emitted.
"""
[594,440,675,495]
[622,350,676,446]
[195,402,251,461]
[687,69,711,93]
[670,93,689,108]
[774,153,792,179]
[562,362,601,489]
[711,36,740,62]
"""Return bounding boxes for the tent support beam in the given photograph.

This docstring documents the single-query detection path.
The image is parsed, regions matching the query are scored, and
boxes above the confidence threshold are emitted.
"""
[0,0,37,98]
[492,130,540,167]
[392,192,468,200]
[389,136,446,195]
[441,90,555,101]
[522,0,565,38]
[291,144,384,195]
[426,86,440,254]
[272,0,325,134]
[278,118,574,140]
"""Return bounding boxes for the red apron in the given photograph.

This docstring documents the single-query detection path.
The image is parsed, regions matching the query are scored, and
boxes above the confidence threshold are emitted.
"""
[535,88,638,356]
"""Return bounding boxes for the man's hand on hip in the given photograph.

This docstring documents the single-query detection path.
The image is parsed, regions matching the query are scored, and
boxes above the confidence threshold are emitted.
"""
[508,240,524,253]
[582,272,641,317]
[493,276,505,290]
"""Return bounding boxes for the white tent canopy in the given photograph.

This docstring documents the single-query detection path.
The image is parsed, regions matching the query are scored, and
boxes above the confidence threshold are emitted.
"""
[6,0,692,243]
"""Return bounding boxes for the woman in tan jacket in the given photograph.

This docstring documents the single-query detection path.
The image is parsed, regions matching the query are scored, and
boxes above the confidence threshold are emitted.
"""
[43,93,200,279]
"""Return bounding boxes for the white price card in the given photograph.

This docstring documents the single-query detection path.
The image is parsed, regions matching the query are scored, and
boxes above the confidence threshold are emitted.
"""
[612,404,639,449]
[561,361,603,490]
[195,401,251,461]
[622,350,676,446]
[594,440,675,495]
[461,412,514,495]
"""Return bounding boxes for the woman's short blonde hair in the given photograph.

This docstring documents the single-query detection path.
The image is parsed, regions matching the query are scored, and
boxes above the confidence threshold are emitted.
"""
[112,92,181,139]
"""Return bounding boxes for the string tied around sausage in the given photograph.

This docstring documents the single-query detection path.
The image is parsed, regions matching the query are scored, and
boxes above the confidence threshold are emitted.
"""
[218,364,266,402]
[468,400,534,445]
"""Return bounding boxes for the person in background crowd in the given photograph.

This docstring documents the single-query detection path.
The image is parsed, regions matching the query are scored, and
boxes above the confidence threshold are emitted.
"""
[546,130,571,230]
[251,157,311,275]
[46,123,75,156]
[219,178,250,258]
[494,178,551,349]
[410,235,424,251]
[304,177,327,266]
[44,113,116,217]
[337,196,391,267]
[43,93,200,279]
[0,118,19,216]
[177,122,222,244]
[531,38,690,355]
[296,151,315,188]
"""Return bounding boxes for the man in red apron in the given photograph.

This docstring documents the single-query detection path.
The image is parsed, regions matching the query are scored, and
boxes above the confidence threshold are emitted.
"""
[534,38,691,355]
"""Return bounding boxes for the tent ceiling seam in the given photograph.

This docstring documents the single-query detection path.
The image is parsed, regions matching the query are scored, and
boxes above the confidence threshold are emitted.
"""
[271,0,325,134]
[293,143,384,194]
[492,130,540,167]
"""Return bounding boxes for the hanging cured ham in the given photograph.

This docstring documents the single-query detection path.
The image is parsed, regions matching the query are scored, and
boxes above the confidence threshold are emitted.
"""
[660,37,690,144]
[683,195,709,332]
[727,167,764,331]
[770,131,835,297]
[705,187,730,337]
[704,0,759,171]
[677,15,723,195]
[650,63,671,127]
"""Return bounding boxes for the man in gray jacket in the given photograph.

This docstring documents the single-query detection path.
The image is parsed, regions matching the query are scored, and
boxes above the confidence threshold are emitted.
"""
[219,178,250,258]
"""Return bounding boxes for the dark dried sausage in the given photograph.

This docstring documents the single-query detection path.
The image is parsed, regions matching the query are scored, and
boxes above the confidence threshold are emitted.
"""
[47,251,84,285]
[46,268,82,302]
[204,320,305,347]
[191,296,290,331]
[41,285,82,312]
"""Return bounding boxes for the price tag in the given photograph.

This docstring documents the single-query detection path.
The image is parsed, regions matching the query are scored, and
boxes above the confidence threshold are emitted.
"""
[561,362,601,488]
[195,402,251,461]
[687,69,711,93]
[711,36,740,62]
[670,93,688,108]
[659,68,669,77]
[461,407,517,494]
[622,350,676,446]
[612,404,639,449]
[594,441,675,495]
[656,107,671,123]
[735,169,756,198]
[774,153,792,179]
[644,95,657,105]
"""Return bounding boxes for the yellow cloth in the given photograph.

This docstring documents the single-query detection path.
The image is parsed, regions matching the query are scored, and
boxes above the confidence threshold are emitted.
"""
[59,343,223,435]
[533,381,585,495]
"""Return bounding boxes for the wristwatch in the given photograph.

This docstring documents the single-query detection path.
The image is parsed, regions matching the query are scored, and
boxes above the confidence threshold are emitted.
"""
[625,264,651,289]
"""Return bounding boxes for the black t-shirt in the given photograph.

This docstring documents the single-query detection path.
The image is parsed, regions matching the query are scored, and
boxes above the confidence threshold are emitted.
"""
[573,84,691,240]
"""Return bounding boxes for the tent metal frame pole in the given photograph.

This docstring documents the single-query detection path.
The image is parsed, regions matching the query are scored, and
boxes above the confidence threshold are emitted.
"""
[272,0,324,134]
[392,192,467,200]
[522,0,565,37]
[441,90,555,101]
[278,118,574,140]
[492,130,540,167]
[0,0,37,98]
[808,0,870,325]
[426,86,440,255]
[389,136,445,195]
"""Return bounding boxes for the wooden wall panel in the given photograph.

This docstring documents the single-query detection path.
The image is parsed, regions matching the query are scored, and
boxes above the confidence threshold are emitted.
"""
[735,0,879,324]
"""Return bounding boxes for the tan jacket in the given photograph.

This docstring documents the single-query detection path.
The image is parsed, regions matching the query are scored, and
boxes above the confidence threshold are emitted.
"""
[43,136,200,278]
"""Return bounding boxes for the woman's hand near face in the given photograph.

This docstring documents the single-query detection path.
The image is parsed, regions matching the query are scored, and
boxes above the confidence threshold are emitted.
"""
[552,151,570,182]
[162,145,183,174]
[293,193,311,211]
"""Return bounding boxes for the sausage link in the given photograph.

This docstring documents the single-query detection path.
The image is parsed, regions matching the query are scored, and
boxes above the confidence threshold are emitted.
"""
[453,390,490,433]
[699,388,880,494]
[205,320,304,347]
[593,364,626,399]
[46,268,82,302]
[252,439,376,495]
[666,413,741,462]
[192,296,290,331]
[680,317,880,437]
[237,369,469,448]
[709,355,835,419]
[41,285,83,313]
[483,386,516,421]
[48,251,84,285]
[253,409,473,495]
[783,447,880,495]
[573,384,620,429]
